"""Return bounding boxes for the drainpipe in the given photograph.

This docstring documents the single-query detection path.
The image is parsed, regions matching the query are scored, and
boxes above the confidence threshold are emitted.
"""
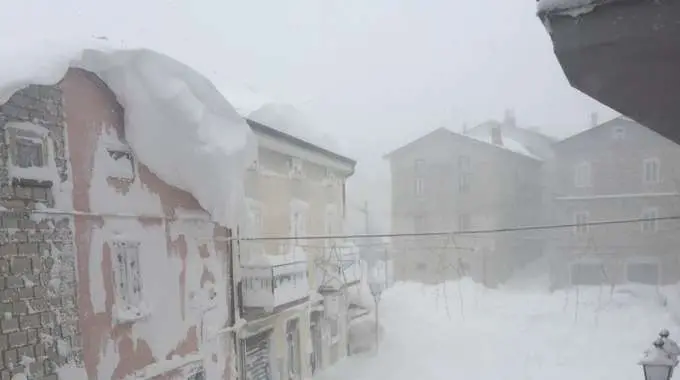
[227,227,242,379]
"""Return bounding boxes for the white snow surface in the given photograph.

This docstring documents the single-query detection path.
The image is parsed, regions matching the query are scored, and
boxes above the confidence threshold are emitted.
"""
[318,280,678,380]
[464,130,540,160]
[0,42,257,228]
[537,0,597,12]
[249,102,344,155]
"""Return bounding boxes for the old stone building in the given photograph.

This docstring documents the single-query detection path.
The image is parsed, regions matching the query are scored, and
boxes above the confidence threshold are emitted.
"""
[0,48,253,380]
[385,115,553,287]
[544,116,680,288]
[0,83,81,380]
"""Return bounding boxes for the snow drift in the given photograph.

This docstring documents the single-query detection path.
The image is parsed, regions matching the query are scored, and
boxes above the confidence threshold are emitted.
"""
[0,44,257,227]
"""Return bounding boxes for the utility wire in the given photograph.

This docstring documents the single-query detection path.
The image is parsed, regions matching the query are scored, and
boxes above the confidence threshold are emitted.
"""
[236,215,680,241]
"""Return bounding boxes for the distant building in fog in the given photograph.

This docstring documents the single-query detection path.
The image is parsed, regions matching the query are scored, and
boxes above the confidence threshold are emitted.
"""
[545,116,680,289]
[384,114,554,287]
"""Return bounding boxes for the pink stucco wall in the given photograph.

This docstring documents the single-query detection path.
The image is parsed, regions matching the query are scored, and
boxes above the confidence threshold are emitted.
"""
[59,68,233,380]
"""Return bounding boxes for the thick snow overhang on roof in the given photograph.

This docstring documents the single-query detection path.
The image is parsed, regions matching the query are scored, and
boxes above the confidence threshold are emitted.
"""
[0,46,257,227]
[538,0,680,145]
[536,0,612,16]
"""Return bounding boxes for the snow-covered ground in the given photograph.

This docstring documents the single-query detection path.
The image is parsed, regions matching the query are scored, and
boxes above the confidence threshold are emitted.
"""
[320,279,677,380]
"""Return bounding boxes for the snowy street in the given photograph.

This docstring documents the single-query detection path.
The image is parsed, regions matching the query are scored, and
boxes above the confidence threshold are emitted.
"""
[319,280,677,380]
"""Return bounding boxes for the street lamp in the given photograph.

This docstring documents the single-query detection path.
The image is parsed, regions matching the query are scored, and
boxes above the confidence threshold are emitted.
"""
[660,329,680,378]
[640,338,676,380]
[367,262,386,352]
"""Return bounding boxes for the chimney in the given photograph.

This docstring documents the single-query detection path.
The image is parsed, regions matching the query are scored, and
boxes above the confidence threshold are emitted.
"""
[491,124,503,146]
[462,123,468,134]
[590,112,599,128]
[504,109,516,127]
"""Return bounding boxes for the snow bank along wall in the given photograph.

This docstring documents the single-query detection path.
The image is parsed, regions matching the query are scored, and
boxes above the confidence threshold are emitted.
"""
[0,68,236,379]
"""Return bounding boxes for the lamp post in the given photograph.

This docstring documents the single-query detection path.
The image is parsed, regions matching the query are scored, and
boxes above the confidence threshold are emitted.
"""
[368,263,385,353]
[660,329,680,378]
[640,338,676,380]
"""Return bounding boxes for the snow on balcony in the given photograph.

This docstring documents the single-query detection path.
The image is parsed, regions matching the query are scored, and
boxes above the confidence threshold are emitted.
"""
[241,261,310,311]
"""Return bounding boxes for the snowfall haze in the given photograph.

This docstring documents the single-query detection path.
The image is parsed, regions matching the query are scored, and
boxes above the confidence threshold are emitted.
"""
[1,1,674,380]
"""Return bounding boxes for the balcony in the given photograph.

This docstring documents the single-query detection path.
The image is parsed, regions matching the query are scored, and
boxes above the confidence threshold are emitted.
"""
[537,0,680,144]
[241,261,310,316]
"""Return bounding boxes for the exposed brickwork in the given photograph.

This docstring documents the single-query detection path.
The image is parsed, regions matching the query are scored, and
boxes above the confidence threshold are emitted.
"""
[0,85,81,379]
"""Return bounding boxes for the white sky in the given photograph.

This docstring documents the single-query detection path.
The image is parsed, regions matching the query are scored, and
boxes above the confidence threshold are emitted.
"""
[8,0,618,230]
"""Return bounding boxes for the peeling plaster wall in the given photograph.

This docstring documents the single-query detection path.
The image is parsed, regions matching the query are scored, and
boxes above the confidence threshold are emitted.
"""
[57,68,235,380]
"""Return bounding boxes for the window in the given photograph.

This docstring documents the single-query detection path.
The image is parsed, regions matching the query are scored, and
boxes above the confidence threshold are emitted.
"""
[613,126,626,140]
[324,168,337,187]
[458,155,471,171]
[643,158,660,184]
[106,149,135,180]
[458,213,471,231]
[416,262,427,271]
[574,162,591,188]
[414,159,425,173]
[459,172,471,193]
[570,261,605,286]
[249,207,263,236]
[573,211,589,235]
[188,369,206,380]
[15,137,44,168]
[415,177,425,196]
[626,261,660,285]
[288,157,304,179]
[324,295,341,344]
[112,241,143,309]
[291,210,307,239]
[286,319,301,379]
[641,208,659,233]
[248,159,260,172]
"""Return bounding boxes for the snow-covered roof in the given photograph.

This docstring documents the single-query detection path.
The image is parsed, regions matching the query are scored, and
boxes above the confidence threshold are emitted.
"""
[464,120,556,160]
[537,0,613,16]
[383,126,543,162]
[248,103,347,157]
[464,129,539,160]
[0,43,257,228]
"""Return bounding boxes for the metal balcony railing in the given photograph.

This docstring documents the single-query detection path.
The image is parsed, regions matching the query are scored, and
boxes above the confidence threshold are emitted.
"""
[241,261,309,310]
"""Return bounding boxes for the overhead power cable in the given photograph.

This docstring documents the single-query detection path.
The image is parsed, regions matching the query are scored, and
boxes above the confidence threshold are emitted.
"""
[236,215,680,241]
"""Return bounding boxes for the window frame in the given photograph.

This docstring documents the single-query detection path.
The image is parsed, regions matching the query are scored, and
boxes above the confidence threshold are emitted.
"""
[574,161,592,188]
[415,177,425,196]
[641,207,659,233]
[643,157,661,184]
[414,159,425,174]
[111,241,145,321]
[612,126,626,140]
[15,136,45,168]
[573,211,589,235]
[288,157,304,179]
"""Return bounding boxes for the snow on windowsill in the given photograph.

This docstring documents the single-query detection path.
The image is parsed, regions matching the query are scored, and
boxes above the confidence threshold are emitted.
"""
[113,302,151,325]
